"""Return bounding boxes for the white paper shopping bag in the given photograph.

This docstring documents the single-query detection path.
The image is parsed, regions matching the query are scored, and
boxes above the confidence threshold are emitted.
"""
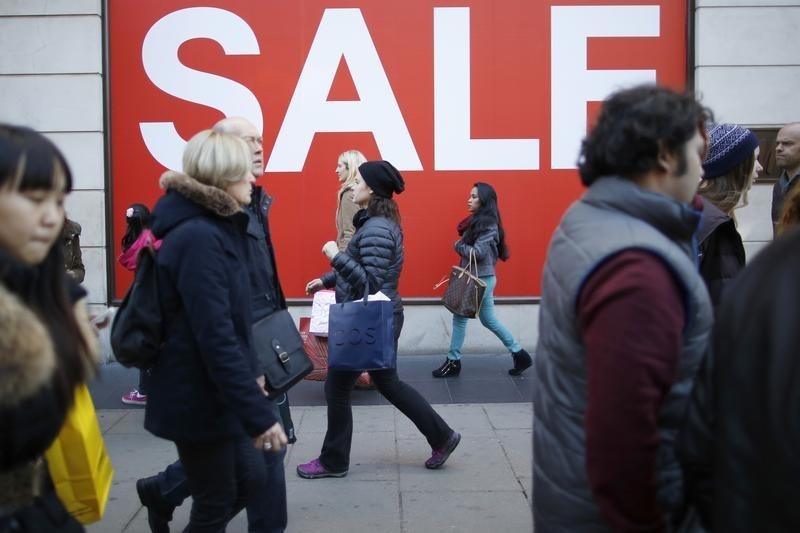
[310,289,337,335]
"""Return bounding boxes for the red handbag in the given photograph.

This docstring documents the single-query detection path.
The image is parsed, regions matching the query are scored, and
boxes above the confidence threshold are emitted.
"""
[299,316,374,388]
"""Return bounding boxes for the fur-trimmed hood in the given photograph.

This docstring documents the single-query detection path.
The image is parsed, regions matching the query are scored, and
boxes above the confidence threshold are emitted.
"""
[0,283,56,405]
[151,171,246,239]
[160,171,241,217]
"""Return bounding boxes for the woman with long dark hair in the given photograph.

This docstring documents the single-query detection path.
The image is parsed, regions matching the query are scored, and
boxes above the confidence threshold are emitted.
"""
[300,160,460,479]
[0,124,98,532]
[432,182,531,378]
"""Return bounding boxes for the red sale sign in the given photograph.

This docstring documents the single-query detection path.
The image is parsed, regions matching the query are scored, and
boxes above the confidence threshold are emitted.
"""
[108,0,688,299]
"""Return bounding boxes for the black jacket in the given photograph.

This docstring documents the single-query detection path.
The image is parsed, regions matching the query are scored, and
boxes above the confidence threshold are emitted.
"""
[696,200,745,309]
[678,228,800,532]
[321,211,403,314]
[244,186,286,323]
[145,172,278,443]
[0,255,68,512]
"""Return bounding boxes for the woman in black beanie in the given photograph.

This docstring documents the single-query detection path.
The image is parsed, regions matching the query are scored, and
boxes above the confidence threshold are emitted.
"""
[300,160,460,478]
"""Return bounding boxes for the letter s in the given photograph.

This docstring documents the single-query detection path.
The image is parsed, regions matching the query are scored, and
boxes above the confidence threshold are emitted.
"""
[140,7,263,171]
[364,327,376,344]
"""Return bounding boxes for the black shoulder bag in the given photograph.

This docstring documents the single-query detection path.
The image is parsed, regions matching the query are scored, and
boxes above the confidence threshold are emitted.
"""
[252,310,313,393]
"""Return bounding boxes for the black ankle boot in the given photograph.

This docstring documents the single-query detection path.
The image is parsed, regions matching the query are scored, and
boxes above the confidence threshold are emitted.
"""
[508,349,532,376]
[432,359,461,378]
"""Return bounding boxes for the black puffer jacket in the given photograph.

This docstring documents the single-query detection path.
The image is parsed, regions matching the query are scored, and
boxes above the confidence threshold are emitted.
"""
[321,211,403,313]
[696,200,745,309]
[678,227,800,532]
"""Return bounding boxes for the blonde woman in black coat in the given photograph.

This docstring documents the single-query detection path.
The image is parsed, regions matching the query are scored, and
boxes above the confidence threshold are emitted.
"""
[145,130,286,531]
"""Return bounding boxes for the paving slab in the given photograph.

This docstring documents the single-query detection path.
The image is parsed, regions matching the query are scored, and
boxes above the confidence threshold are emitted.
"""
[86,402,532,532]
[402,489,532,533]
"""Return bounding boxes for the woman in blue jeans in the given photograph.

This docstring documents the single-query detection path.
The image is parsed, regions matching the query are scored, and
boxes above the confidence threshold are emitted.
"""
[300,160,460,479]
[432,182,532,378]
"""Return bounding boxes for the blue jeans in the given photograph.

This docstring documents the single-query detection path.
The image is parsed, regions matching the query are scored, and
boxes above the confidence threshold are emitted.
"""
[448,275,521,360]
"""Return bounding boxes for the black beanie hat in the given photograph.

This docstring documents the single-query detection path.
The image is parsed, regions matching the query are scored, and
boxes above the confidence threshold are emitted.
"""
[358,160,405,198]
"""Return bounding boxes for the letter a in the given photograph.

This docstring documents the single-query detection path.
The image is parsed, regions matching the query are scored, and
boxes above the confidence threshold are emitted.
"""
[266,9,421,172]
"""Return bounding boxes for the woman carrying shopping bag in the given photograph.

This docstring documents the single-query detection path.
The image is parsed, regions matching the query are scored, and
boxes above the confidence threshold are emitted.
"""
[0,124,100,532]
[300,160,460,478]
[432,182,531,378]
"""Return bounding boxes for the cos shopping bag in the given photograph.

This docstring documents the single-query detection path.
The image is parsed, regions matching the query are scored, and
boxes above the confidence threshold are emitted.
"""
[328,291,396,371]
[45,385,114,524]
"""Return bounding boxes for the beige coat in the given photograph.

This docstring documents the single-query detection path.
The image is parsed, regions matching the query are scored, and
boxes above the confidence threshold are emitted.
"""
[335,184,360,251]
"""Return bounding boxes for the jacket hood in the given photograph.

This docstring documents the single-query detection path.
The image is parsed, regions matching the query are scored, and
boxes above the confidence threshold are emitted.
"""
[151,171,242,238]
[696,200,732,244]
[0,283,56,405]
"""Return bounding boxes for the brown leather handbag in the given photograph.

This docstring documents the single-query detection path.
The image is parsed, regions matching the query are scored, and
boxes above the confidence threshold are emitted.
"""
[440,249,487,319]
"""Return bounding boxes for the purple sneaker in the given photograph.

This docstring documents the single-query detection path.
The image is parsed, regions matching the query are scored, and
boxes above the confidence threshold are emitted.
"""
[425,431,461,469]
[121,388,147,406]
[296,458,348,479]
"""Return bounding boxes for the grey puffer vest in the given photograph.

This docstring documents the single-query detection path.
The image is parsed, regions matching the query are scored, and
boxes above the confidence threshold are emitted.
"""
[533,177,712,532]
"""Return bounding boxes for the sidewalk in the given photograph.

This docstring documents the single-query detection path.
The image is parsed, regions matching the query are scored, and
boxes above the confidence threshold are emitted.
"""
[86,356,533,532]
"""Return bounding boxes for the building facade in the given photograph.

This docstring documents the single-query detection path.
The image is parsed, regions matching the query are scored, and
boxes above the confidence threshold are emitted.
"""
[1,0,798,354]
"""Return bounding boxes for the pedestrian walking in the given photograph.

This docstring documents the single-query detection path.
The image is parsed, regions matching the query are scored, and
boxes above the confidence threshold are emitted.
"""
[0,124,99,532]
[432,182,531,378]
[678,227,800,532]
[118,203,160,406]
[62,216,85,282]
[136,118,294,533]
[533,85,713,532]
[299,160,460,479]
[141,129,286,532]
[334,149,366,251]
[332,149,374,388]
[696,123,762,308]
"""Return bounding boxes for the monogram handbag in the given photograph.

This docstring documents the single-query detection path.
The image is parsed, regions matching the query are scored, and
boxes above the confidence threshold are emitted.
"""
[328,286,396,371]
[440,249,487,319]
[253,310,314,393]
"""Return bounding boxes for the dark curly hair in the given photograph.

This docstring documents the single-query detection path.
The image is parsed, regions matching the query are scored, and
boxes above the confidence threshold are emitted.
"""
[463,182,509,261]
[578,85,712,186]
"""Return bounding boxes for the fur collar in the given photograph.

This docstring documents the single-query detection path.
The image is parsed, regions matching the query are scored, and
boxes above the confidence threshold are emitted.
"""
[159,171,242,217]
[0,284,56,404]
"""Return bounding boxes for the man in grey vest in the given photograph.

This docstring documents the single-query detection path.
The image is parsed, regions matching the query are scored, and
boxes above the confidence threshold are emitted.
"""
[533,85,713,532]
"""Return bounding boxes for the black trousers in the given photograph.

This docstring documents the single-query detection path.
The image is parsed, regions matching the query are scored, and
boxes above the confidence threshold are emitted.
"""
[176,435,265,533]
[157,400,287,532]
[319,313,452,472]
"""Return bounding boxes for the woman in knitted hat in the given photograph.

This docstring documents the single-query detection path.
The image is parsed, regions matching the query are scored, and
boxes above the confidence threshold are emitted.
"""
[300,160,460,479]
[697,123,762,308]
[432,182,531,378]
